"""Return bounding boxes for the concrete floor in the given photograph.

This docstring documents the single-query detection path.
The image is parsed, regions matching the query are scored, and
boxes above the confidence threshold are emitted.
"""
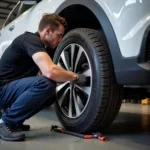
[0,103,150,150]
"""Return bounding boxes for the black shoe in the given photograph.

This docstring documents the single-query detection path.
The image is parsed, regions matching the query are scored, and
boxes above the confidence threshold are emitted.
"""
[0,122,25,141]
[13,124,30,132]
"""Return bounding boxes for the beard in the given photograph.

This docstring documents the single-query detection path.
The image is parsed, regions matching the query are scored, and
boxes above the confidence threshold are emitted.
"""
[44,40,53,49]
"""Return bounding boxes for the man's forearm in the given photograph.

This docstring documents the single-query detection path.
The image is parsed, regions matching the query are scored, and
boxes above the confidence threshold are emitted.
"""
[48,64,77,82]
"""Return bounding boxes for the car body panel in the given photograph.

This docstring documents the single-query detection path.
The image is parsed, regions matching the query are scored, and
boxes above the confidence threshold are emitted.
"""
[95,0,150,58]
[37,0,150,58]
[0,2,37,58]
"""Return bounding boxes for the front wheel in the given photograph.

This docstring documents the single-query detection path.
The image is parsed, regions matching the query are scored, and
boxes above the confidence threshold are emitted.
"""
[53,28,123,133]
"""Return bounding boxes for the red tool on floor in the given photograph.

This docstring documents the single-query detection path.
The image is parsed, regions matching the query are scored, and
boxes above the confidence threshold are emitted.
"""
[51,125,106,141]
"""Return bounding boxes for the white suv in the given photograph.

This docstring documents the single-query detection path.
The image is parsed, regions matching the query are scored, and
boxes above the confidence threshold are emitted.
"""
[0,0,150,133]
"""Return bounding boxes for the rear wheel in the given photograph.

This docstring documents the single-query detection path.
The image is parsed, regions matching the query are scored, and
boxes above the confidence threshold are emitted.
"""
[53,28,123,133]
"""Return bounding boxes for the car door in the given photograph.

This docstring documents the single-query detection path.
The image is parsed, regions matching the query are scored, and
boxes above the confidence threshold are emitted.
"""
[0,2,21,58]
[7,2,37,41]
[0,1,35,58]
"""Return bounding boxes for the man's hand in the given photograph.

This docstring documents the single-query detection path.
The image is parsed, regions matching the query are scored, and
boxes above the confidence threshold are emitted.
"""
[73,74,88,86]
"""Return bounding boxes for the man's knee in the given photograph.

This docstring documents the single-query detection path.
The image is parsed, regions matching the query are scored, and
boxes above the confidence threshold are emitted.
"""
[36,76,56,93]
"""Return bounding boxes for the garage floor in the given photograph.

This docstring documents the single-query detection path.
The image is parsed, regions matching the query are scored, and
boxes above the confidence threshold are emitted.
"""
[0,103,150,150]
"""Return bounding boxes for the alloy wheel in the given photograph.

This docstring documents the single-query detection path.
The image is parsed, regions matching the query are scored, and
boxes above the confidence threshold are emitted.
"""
[56,43,92,118]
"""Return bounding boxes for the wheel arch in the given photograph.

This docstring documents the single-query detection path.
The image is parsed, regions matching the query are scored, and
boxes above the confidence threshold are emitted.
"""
[55,0,121,83]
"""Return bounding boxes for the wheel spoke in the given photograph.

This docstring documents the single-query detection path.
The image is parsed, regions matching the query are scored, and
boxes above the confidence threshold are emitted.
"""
[71,44,75,71]
[68,87,73,117]
[56,81,70,93]
[57,62,62,67]
[60,51,69,71]
[74,47,83,72]
[58,87,70,106]
[73,89,81,116]
[75,84,91,96]
[56,44,92,118]
[77,95,84,108]
[82,68,91,76]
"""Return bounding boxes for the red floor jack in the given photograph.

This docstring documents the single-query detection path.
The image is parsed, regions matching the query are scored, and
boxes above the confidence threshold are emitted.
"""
[51,125,106,141]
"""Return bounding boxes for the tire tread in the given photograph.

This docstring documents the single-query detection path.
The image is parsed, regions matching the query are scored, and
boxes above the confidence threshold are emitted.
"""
[72,28,123,132]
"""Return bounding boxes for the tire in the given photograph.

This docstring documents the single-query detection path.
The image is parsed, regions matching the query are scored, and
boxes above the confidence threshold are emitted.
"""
[53,28,123,133]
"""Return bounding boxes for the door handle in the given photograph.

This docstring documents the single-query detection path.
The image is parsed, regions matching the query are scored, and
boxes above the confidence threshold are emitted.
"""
[9,25,15,31]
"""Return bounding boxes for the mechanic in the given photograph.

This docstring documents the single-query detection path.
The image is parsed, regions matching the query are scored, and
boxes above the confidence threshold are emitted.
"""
[0,14,87,141]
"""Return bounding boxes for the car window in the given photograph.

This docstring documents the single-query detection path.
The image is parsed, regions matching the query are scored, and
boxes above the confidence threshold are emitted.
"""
[4,2,33,27]
[4,2,22,27]
[18,3,33,17]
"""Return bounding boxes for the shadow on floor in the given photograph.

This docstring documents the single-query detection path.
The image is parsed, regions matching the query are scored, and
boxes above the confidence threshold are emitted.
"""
[104,112,150,146]
[35,107,150,145]
[35,106,58,121]
[36,107,150,134]
[21,105,150,148]
[105,112,150,134]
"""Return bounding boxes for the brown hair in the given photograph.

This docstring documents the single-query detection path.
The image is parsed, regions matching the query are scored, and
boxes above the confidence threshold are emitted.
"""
[38,13,67,31]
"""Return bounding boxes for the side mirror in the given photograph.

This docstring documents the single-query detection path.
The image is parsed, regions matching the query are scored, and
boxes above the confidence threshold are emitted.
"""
[20,0,38,5]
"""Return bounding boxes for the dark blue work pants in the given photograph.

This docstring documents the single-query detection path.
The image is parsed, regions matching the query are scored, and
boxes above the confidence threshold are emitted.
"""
[0,76,56,126]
